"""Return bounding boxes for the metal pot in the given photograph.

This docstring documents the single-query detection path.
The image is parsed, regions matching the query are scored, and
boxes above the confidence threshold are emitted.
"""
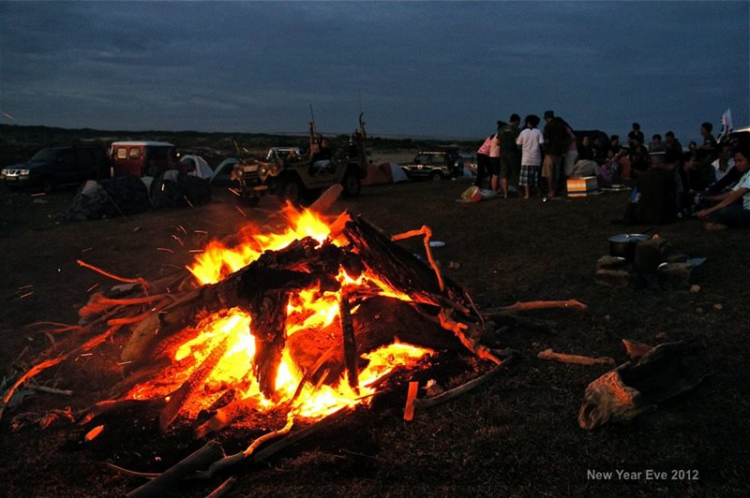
[609,233,650,261]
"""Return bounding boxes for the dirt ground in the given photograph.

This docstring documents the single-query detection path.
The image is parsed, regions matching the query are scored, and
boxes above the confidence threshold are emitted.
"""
[0,177,748,497]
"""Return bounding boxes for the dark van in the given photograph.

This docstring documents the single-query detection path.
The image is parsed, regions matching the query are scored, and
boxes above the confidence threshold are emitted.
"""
[1,145,108,192]
[110,141,180,177]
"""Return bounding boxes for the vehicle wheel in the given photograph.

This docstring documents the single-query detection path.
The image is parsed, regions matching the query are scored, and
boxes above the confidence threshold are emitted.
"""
[430,171,442,181]
[277,177,302,204]
[342,171,361,197]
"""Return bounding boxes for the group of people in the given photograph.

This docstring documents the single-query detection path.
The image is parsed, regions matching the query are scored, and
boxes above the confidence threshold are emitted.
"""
[475,110,595,200]
[474,114,750,229]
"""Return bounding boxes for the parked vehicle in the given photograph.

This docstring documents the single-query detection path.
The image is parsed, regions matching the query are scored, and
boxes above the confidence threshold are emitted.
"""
[110,141,180,178]
[401,149,463,180]
[1,145,108,192]
[234,114,368,206]
[265,147,304,162]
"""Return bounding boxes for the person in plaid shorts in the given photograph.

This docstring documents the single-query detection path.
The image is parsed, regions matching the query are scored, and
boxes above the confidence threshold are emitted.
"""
[516,114,544,199]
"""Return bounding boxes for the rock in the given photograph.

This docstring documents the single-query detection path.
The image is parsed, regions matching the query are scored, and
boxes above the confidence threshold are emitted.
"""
[657,263,692,290]
[713,303,723,311]
[690,284,701,293]
[596,256,629,271]
[595,269,632,288]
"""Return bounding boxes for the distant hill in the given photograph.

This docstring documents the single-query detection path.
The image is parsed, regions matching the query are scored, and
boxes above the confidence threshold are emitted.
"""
[0,124,478,167]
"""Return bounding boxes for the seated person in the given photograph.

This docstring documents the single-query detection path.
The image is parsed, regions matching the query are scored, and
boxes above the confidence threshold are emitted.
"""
[628,137,650,176]
[696,144,750,229]
[598,148,622,187]
[309,137,334,175]
[617,149,680,225]
[711,143,735,182]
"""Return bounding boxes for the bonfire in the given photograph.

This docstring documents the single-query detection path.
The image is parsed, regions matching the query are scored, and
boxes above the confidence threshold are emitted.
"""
[1,187,585,496]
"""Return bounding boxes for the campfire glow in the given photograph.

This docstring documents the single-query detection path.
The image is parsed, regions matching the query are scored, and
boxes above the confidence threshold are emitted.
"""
[125,205,432,423]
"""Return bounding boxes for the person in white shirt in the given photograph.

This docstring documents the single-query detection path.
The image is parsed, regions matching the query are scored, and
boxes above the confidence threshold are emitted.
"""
[697,144,750,229]
[711,143,735,182]
[516,114,544,200]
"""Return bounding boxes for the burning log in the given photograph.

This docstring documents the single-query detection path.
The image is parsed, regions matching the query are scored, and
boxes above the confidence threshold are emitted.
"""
[339,293,359,390]
[160,337,229,431]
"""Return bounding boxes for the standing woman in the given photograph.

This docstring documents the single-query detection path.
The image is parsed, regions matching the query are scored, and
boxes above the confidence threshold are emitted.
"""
[475,133,493,188]
[697,143,750,229]
[489,121,505,193]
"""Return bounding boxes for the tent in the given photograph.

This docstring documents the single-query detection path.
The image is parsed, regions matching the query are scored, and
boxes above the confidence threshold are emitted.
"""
[362,162,409,186]
[179,154,213,180]
[211,157,240,186]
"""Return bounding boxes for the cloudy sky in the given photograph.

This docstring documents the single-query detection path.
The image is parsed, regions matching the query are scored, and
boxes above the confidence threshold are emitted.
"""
[0,1,747,143]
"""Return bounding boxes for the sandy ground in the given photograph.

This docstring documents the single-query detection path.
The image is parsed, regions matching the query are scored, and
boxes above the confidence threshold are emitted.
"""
[0,177,748,497]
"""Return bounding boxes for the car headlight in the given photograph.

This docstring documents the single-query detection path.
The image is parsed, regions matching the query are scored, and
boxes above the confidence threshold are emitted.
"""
[259,164,269,177]
[0,169,7,176]
[19,169,30,175]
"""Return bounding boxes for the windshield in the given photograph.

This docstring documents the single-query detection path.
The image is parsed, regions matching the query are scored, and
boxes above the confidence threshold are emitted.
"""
[414,154,445,165]
[29,148,57,162]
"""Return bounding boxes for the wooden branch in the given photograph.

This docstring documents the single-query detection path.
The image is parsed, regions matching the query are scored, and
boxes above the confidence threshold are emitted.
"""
[196,414,296,479]
[391,225,445,292]
[339,293,359,390]
[0,358,64,422]
[26,383,73,396]
[206,476,237,498]
[127,441,226,498]
[537,348,615,366]
[309,184,343,213]
[403,381,419,421]
[106,463,160,480]
[413,364,506,410]
[160,336,229,431]
[77,398,166,426]
[438,309,501,365]
[77,259,150,292]
[498,299,588,312]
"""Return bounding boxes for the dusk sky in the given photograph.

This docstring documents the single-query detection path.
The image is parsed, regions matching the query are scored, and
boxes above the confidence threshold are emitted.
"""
[1,1,748,143]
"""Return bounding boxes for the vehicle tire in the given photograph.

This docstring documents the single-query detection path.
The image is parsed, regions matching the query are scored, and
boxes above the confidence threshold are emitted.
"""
[277,176,302,204]
[342,171,361,197]
[430,171,442,181]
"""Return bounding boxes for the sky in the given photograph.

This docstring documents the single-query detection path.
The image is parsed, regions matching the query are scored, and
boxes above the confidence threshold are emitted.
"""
[0,1,748,143]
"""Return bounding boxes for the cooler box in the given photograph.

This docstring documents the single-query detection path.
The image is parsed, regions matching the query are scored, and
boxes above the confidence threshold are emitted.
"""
[567,176,599,197]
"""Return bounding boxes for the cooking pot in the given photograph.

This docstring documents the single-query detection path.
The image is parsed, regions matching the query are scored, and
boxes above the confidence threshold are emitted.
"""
[609,233,650,261]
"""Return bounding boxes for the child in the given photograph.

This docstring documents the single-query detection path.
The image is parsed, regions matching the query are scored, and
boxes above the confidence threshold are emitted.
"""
[599,148,621,187]
[516,114,544,199]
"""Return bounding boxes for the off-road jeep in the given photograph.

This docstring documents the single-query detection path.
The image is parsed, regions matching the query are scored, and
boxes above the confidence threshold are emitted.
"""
[234,115,368,206]
[401,149,463,180]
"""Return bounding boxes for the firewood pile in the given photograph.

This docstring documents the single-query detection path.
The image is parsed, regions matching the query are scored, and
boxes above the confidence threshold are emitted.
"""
[0,188,590,496]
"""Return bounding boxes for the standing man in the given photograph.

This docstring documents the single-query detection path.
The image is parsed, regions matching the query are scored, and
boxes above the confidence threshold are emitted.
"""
[628,122,645,146]
[498,114,521,198]
[542,110,567,198]
[516,114,544,200]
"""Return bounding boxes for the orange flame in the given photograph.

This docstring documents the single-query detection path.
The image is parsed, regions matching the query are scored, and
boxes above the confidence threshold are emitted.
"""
[126,205,431,424]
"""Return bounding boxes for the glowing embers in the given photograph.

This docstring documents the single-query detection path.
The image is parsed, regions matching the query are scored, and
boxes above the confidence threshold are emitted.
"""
[125,205,432,427]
